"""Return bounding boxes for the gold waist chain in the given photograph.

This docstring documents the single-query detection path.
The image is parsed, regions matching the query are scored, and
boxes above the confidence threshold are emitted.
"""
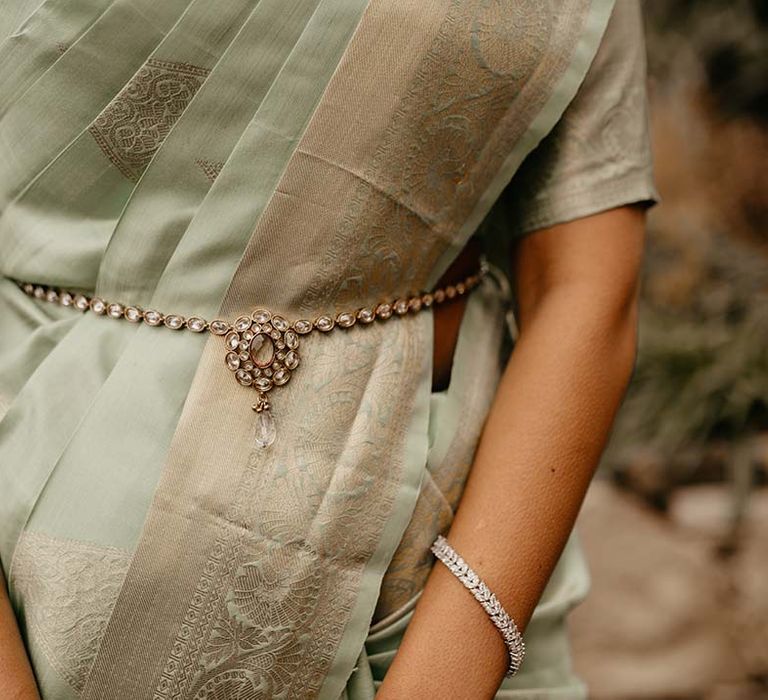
[16,259,488,448]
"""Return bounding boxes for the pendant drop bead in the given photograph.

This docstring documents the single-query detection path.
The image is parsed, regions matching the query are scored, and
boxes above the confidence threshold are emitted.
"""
[253,399,276,449]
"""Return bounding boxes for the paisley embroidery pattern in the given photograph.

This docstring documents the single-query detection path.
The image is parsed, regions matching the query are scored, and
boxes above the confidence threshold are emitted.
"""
[89,58,210,181]
[300,0,561,315]
[470,0,553,78]
[10,531,131,694]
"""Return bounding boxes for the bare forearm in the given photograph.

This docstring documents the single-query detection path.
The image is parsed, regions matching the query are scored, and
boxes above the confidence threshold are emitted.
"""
[377,284,638,698]
[0,569,40,700]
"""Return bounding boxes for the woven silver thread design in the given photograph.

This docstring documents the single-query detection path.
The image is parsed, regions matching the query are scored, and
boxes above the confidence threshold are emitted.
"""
[430,534,526,678]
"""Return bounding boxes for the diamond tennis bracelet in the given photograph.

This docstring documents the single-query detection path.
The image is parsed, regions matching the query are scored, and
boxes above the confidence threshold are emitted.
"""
[16,259,488,449]
[430,534,526,678]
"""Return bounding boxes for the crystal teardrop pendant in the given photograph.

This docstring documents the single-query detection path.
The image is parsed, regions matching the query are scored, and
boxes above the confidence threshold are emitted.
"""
[252,394,276,448]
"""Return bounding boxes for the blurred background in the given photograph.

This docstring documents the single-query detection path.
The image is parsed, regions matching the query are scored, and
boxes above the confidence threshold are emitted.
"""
[570,2,768,698]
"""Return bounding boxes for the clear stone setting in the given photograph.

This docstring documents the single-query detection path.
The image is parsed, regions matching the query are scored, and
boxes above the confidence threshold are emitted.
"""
[144,310,163,326]
[125,306,142,322]
[251,309,271,324]
[271,315,288,331]
[234,315,251,331]
[107,303,124,319]
[186,316,207,332]
[336,312,356,328]
[236,369,253,386]
[226,332,240,351]
[164,314,185,330]
[284,330,299,349]
[91,298,106,314]
[226,352,240,371]
[210,319,230,335]
[293,319,313,334]
[357,308,375,323]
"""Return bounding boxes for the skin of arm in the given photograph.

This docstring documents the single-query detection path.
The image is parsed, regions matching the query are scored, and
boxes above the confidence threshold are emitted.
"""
[376,204,646,698]
[0,568,41,699]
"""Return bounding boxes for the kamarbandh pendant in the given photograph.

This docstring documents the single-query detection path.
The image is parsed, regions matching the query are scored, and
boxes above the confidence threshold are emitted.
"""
[212,309,300,448]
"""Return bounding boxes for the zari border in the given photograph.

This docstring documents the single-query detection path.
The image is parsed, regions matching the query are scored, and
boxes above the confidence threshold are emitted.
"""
[428,0,618,288]
[319,1,618,698]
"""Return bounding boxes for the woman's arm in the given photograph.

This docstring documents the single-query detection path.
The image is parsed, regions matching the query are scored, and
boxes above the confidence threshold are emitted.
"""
[377,204,645,698]
[0,568,40,699]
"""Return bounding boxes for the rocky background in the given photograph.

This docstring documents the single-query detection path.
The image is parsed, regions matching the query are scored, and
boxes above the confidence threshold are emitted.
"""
[569,2,768,698]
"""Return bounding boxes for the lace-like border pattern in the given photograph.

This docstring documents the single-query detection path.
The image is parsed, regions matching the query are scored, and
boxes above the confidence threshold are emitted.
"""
[89,58,210,181]
[10,530,131,695]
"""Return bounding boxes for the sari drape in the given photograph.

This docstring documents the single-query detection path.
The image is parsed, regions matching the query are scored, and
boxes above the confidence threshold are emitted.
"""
[0,1,621,697]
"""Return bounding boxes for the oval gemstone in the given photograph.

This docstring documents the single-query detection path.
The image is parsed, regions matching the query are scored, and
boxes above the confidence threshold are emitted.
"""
[225,332,240,351]
[234,316,252,331]
[357,308,375,323]
[254,377,273,392]
[284,351,299,370]
[249,333,275,368]
[393,299,409,315]
[293,319,313,334]
[186,316,207,332]
[164,314,184,329]
[336,312,356,328]
[271,315,289,331]
[284,330,299,349]
[251,309,271,324]
[273,368,290,385]
[235,369,253,386]
[125,306,142,322]
[226,352,240,371]
[209,319,230,335]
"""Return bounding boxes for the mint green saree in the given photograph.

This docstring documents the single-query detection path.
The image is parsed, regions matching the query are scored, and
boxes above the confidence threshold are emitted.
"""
[0,1,657,697]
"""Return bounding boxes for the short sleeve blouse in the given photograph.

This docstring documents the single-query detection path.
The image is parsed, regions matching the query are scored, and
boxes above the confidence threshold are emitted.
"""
[485,0,659,241]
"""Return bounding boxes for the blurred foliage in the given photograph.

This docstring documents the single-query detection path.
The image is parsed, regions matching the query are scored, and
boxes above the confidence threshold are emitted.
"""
[644,0,768,122]
[604,1,768,521]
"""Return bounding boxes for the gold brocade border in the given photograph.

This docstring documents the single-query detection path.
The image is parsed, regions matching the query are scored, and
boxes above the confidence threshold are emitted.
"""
[82,1,597,698]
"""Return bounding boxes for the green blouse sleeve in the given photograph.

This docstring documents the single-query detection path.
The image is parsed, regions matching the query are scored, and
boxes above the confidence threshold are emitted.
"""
[500,0,659,237]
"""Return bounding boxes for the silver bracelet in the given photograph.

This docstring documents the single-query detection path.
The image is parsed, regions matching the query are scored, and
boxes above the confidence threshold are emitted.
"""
[430,534,525,678]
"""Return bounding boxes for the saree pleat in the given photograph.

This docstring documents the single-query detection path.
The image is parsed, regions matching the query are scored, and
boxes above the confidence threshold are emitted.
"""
[0,1,618,697]
[0,0,115,117]
[0,0,193,211]
[0,0,260,288]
